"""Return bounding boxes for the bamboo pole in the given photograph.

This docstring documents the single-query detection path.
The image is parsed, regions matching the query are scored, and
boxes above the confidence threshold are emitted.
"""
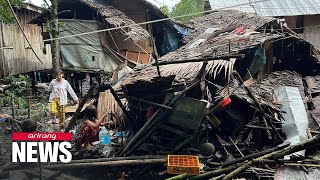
[222,135,320,180]
[52,155,166,164]
[189,166,237,180]
[153,54,244,66]
[166,173,189,180]
[65,83,97,132]
[27,99,31,118]
[45,159,167,170]
[220,146,282,168]
[4,159,167,171]
[106,84,137,131]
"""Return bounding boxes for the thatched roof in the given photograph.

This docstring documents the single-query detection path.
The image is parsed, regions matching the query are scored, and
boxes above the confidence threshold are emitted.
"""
[184,10,279,43]
[118,9,320,94]
[80,0,149,42]
[159,32,282,63]
[159,10,284,63]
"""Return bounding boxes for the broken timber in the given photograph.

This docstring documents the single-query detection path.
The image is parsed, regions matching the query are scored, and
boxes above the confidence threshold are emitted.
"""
[119,80,201,156]
[128,97,173,110]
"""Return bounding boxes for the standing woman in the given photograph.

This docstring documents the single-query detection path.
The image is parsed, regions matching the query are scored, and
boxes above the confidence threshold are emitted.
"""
[47,69,79,129]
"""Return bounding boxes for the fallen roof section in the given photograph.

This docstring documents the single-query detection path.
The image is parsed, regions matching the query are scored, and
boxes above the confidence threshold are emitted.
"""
[80,0,149,43]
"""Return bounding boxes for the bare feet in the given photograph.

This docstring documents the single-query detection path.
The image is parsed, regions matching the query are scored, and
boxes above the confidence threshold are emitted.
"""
[84,143,94,150]
[52,117,57,124]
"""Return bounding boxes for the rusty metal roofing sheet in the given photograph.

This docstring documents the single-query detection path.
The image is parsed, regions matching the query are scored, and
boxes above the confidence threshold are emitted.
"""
[306,76,320,94]
[275,166,320,180]
[209,0,320,16]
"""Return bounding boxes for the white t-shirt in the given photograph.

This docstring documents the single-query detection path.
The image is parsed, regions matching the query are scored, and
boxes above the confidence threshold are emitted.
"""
[48,79,78,105]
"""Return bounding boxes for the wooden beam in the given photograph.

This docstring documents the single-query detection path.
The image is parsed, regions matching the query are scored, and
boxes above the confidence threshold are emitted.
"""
[65,83,97,132]
[6,159,167,170]
[153,54,244,66]
[128,97,172,110]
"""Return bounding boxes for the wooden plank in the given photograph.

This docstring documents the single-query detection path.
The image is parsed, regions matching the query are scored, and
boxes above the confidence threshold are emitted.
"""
[1,8,51,77]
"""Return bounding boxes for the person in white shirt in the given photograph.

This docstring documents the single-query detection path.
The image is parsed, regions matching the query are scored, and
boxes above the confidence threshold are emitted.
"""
[48,70,79,129]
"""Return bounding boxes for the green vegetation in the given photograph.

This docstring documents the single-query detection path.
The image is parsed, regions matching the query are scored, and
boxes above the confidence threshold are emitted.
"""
[0,0,24,24]
[171,0,205,23]
[160,5,170,17]
[0,75,31,109]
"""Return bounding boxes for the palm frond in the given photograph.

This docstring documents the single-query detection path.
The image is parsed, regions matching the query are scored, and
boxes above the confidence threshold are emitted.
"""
[207,58,237,82]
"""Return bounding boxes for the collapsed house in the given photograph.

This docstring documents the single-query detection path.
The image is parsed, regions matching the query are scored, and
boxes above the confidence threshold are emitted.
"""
[95,10,320,178]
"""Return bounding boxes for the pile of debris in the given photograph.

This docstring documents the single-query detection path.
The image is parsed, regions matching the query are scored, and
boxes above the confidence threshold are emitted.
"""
[106,10,320,179]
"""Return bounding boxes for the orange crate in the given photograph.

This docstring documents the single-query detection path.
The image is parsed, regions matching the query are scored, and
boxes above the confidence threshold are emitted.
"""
[167,155,200,175]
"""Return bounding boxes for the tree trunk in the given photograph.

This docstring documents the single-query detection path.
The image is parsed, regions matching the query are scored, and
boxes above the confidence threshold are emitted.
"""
[50,0,60,71]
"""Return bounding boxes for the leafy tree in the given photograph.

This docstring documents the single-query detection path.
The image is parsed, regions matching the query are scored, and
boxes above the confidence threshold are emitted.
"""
[160,5,170,17]
[0,0,24,24]
[171,0,205,23]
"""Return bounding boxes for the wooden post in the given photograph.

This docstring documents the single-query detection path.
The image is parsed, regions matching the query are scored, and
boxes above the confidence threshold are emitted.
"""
[155,57,161,77]
[50,0,61,70]
[10,97,15,131]
[11,97,15,120]
[27,99,31,118]
[106,84,137,131]
[80,79,83,98]
[65,83,97,132]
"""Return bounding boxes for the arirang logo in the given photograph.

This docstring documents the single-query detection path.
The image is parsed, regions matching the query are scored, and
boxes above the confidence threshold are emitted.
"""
[11,132,72,163]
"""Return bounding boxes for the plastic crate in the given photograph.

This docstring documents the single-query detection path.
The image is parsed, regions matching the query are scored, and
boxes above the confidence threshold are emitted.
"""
[167,155,200,175]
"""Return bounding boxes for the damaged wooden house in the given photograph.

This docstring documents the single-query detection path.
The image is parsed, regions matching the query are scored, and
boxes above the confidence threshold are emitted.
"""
[208,0,320,50]
[0,3,52,79]
[30,0,189,87]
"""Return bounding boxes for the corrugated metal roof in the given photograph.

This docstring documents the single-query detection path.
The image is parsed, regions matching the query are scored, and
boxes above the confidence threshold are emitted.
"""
[209,0,256,14]
[209,0,320,16]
